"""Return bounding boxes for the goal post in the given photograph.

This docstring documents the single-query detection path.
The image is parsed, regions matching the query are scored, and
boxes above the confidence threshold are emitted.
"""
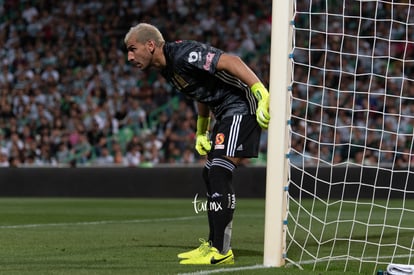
[265,0,414,273]
[263,0,293,267]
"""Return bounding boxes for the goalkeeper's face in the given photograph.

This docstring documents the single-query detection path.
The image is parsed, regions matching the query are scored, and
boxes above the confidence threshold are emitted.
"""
[126,38,154,71]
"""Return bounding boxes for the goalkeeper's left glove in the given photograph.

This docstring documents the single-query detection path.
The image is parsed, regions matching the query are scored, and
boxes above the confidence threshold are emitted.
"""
[195,115,211,156]
[251,82,270,129]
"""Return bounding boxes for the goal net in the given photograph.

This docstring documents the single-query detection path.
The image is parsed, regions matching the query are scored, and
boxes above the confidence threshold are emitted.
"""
[286,0,414,273]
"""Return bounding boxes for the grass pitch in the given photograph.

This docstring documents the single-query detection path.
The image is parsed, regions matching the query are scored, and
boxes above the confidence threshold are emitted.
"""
[0,198,383,274]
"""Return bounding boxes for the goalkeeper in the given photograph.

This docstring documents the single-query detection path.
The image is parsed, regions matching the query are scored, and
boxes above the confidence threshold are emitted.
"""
[124,23,270,265]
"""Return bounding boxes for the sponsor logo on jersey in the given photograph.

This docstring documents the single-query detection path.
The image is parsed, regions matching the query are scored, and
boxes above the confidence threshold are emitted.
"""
[203,52,215,70]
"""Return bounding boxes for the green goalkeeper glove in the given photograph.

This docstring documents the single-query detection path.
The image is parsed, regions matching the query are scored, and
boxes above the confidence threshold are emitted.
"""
[251,82,270,129]
[195,115,211,156]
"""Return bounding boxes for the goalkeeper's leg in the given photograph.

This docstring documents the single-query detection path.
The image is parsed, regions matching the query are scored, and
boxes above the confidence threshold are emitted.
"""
[208,156,236,254]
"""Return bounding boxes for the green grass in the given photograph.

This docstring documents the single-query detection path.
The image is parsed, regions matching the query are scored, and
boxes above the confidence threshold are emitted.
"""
[0,198,409,274]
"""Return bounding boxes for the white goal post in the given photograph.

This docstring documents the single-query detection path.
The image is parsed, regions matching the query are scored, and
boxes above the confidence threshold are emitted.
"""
[265,0,414,273]
[263,0,293,267]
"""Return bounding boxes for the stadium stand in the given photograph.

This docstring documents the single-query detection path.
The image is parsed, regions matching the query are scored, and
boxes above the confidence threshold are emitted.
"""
[0,0,271,167]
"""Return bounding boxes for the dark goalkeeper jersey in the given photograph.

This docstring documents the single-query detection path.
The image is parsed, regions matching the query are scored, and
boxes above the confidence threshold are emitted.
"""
[161,40,257,120]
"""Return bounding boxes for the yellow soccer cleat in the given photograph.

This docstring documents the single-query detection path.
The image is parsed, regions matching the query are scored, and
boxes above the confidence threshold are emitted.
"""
[177,238,210,259]
[179,247,234,265]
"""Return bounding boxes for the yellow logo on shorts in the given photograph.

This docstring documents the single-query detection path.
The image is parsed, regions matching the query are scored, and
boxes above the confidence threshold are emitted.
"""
[215,133,225,149]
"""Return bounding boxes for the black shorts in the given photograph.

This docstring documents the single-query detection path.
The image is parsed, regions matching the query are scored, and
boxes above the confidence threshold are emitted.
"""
[209,114,262,159]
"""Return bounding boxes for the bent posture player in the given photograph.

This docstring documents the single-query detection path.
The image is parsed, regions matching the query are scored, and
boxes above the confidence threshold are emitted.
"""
[124,23,270,265]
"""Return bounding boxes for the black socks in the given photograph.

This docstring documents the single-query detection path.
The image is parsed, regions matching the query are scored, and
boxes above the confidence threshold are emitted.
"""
[204,157,236,254]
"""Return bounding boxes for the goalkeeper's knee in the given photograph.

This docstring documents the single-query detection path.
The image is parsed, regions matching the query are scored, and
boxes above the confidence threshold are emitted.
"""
[208,157,236,196]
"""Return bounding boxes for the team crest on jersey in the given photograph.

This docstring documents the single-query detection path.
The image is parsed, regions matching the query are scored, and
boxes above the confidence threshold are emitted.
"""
[214,133,225,149]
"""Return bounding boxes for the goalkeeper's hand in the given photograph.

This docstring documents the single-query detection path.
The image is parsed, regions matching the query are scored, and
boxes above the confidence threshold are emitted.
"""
[195,133,211,155]
[251,82,270,129]
[195,115,211,155]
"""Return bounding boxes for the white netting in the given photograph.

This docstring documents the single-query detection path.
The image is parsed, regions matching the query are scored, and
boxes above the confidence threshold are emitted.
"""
[287,0,414,273]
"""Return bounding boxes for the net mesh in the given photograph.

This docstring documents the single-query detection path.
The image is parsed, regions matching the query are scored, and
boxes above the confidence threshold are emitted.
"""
[287,0,414,273]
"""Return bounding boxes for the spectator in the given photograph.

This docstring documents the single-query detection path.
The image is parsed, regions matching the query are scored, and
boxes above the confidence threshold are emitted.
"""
[0,150,9,167]
[125,143,142,167]
[94,147,114,166]
[142,132,163,164]
[72,133,92,164]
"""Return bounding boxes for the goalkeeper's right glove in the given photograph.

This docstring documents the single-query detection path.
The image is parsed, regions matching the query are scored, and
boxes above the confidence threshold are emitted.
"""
[195,115,211,156]
[251,82,270,129]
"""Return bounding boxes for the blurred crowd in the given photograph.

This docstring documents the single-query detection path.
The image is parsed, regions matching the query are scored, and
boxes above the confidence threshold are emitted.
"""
[5,1,410,169]
[291,1,414,168]
[0,0,271,167]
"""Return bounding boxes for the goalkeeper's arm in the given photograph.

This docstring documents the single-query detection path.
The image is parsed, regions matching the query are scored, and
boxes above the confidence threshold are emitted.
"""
[195,103,211,156]
[215,53,270,129]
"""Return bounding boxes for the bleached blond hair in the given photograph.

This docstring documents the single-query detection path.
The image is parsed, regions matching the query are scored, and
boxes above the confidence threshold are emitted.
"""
[124,23,165,46]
